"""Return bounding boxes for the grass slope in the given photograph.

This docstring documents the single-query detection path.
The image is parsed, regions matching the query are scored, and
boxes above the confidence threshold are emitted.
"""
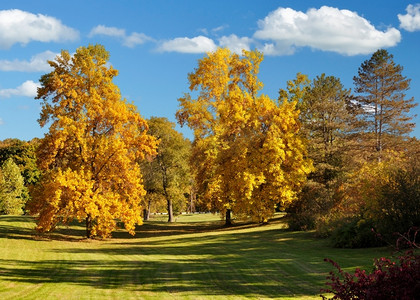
[0,214,389,299]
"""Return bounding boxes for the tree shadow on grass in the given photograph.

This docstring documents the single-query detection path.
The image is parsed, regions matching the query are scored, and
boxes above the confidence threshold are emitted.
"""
[0,229,327,298]
[0,215,87,242]
[0,215,384,298]
[0,215,330,298]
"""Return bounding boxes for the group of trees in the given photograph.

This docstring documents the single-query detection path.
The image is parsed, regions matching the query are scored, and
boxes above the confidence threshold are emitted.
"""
[0,44,417,242]
[285,50,419,247]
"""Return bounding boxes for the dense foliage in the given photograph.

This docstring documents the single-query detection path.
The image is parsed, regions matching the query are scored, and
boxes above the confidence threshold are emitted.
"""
[28,45,157,238]
[177,48,312,224]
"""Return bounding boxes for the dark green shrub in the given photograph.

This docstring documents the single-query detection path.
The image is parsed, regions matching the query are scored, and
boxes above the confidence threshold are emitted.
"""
[331,217,384,248]
[374,166,420,242]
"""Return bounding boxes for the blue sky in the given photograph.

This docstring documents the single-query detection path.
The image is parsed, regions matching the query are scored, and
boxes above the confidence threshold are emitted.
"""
[0,0,419,141]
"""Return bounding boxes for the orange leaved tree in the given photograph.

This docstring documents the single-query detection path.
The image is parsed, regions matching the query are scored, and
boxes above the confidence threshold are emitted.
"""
[28,45,157,238]
[177,48,312,225]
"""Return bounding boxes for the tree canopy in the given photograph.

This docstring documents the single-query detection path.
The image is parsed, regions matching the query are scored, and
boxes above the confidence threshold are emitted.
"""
[28,44,157,238]
[177,48,312,224]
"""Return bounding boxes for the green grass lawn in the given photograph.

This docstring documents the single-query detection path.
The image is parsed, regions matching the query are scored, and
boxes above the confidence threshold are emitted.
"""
[0,213,390,299]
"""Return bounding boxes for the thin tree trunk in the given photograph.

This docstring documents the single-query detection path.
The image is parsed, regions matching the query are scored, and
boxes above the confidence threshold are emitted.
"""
[167,198,174,222]
[86,214,92,239]
[143,200,151,221]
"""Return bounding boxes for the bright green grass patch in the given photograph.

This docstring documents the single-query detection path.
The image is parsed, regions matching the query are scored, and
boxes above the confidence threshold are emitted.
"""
[0,214,389,299]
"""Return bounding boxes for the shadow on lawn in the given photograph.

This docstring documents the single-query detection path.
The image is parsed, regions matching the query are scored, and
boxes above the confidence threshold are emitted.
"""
[0,215,88,242]
[0,215,328,298]
[0,230,325,298]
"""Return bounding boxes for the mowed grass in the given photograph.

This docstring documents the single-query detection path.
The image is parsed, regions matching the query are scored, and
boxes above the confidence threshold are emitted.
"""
[0,213,389,299]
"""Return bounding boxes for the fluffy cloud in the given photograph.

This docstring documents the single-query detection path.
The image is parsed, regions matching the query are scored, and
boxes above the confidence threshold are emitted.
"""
[89,25,153,48]
[0,80,40,98]
[0,51,57,72]
[0,9,78,49]
[254,6,401,56]
[398,4,420,32]
[218,34,252,54]
[158,36,217,53]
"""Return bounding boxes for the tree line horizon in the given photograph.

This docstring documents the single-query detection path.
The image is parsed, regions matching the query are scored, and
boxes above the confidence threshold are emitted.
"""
[0,44,418,246]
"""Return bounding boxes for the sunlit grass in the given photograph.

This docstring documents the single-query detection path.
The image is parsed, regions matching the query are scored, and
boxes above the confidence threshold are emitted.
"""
[0,214,389,299]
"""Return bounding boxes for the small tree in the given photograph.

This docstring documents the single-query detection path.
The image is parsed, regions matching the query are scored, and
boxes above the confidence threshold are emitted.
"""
[0,158,25,215]
[141,117,191,222]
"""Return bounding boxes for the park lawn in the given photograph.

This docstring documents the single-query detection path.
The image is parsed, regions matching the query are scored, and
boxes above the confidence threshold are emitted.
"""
[0,213,389,299]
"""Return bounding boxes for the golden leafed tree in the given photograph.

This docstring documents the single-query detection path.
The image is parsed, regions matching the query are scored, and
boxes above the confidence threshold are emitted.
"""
[28,45,157,238]
[177,48,312,225]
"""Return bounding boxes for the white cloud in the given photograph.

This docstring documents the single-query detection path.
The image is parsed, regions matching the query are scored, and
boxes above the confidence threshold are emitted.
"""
[158,36,217,53]
[398,4,420,32]
[0,51,57,72]
[89,25,125,38]
[253,6,401,56]
[123,32,153,47]
[0,9,79,49]
[218,34,252,54]
[212,25,228,33]
[0,118,3,125]
[0,80,40,98]
[89,25,153,48]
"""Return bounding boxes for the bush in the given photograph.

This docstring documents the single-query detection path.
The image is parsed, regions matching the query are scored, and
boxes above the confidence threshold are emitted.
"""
[321,250,420,299]
[330,217,384,248]
[374,166,420,242]
[286,181,338,231]
[286,212,316,231]
[322,227,420,299]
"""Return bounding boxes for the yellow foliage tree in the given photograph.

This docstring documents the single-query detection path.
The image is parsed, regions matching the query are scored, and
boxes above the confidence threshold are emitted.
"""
[177,48,312,224]
[28,45,157,238]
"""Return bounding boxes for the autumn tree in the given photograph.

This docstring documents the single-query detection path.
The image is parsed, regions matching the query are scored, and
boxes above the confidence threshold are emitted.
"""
[141,117,191,222]
[177,48,311,225]
[28,44,157,238]
[353,49,417,161]
[0,158,25,215]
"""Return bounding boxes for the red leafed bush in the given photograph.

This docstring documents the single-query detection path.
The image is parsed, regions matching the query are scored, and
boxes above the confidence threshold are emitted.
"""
[321,228,420,299]
[321,252,420,299]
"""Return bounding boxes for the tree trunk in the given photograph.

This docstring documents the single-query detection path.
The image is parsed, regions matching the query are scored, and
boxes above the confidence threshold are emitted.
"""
[225,209,232,226]
[86,214,92,239]
[167,198,174,222]
[143,200,151,221]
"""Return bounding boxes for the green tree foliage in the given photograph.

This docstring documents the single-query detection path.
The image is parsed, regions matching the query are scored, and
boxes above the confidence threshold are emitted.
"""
[0,138,40,205]
[28,44,157,238]
[0,158,25,215]
[283,74,352,230]
[353,49,417,161]
[0,139,40,185]
[300,74,352,183]
[141,117,191,222]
